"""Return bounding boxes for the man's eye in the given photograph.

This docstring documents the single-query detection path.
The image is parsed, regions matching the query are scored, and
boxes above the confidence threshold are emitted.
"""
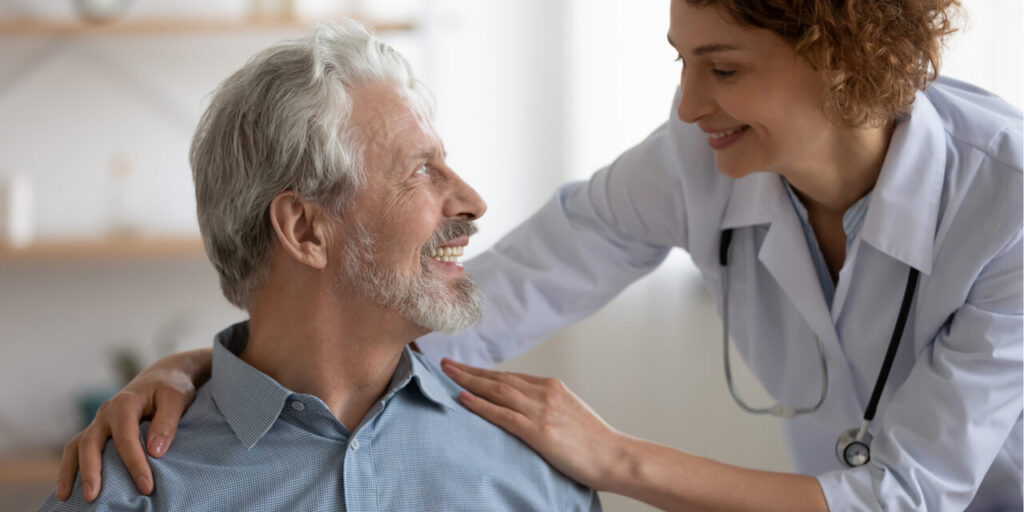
[415,164,430,175]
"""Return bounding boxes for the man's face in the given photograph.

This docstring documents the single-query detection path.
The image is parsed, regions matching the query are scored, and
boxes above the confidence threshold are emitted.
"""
[334,81,487,334]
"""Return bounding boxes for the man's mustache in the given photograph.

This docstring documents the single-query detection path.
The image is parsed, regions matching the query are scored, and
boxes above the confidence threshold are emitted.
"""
[422,220,478,257]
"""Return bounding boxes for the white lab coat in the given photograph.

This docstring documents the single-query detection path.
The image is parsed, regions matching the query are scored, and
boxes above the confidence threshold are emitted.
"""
[418,77,1023,511]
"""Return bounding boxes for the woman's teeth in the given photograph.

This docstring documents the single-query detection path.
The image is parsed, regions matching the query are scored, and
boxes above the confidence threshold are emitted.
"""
[430,245,464,263]
[708,126,746,139]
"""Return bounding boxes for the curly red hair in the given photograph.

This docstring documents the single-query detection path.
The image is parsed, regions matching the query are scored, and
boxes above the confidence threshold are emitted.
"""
[687,0,963,126]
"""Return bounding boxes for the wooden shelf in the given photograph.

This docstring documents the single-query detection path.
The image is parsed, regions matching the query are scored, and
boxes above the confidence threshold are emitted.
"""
[0,236,207,262]
[0,454,60,485]
[0,16,418,37]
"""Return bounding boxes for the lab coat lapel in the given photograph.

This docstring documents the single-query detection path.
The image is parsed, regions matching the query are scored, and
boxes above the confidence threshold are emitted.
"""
[858,92,945,275]
[721,173,840,350]
[830,96,944,320]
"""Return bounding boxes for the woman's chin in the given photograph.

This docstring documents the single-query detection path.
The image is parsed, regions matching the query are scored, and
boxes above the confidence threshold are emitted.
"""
[714,160,756,180]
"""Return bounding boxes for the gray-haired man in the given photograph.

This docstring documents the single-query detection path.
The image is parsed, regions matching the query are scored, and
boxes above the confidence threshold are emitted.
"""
[41,20,599,511]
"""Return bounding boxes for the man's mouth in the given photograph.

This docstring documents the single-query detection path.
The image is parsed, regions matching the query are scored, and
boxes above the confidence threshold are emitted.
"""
[429,244,465,264]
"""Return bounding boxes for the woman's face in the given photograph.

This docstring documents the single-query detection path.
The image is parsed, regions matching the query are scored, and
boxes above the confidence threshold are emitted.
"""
[668,1,832,179]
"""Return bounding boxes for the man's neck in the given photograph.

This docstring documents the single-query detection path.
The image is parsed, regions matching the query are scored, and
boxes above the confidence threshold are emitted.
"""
[242,292,422,431]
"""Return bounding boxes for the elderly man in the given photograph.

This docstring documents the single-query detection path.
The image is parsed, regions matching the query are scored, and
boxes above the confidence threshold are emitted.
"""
[40,20,599,511]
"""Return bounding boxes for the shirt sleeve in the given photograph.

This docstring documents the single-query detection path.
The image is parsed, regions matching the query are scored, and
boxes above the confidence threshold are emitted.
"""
[416,121,690,367]
[817,233,1024,511]
[36,480,155,512]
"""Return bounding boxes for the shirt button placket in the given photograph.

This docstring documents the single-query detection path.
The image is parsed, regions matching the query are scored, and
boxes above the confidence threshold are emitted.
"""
[343,435,377,511]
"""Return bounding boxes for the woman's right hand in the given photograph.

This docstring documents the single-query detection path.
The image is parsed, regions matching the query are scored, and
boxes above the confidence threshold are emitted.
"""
[55,348,213,502]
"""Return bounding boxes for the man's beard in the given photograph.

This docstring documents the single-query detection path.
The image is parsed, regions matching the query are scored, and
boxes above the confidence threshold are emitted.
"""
[339,219,482,334]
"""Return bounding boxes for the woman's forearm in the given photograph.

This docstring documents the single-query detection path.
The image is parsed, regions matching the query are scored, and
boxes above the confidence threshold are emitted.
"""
[610,436,829,512]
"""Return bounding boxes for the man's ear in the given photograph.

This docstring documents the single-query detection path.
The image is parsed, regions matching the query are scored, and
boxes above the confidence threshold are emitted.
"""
[268,191,330,270]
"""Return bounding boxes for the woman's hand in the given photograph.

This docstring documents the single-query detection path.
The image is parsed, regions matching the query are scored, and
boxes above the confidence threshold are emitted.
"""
[55,348,212,502]
[440,358,629,491]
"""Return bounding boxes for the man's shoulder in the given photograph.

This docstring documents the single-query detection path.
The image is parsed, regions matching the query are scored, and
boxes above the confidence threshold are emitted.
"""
[37,441,155,512]
[403,352,602,510]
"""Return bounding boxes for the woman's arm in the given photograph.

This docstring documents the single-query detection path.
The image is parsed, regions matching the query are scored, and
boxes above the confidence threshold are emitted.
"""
[416,120,695,368]
[55,348,213,502]
[440,359,828,512]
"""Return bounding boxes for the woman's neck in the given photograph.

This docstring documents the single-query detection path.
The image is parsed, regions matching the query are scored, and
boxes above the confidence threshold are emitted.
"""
[782,121,895,215]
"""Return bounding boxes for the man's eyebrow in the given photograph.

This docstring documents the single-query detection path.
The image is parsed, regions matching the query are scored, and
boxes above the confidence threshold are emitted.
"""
[404,148,444,162]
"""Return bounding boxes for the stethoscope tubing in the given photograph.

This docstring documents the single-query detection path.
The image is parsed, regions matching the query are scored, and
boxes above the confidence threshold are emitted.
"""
[718,228,919,465]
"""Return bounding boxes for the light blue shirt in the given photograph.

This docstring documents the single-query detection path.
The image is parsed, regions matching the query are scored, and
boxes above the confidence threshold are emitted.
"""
[40,321,600,511]
[418,77,1023,511]
[780,176,871,309]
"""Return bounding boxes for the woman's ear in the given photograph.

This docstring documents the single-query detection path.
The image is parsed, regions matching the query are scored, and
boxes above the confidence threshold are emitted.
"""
[268,191,330,269]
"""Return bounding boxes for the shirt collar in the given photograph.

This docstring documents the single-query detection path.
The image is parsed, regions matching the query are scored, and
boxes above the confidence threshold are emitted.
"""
[386,346,459,411]
[720,90,945,275]
[210,321,292,451]
[781,177,872,251]
[210,321,457,450]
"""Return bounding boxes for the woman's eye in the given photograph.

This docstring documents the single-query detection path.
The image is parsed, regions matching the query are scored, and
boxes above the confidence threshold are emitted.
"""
[712,69,736,78]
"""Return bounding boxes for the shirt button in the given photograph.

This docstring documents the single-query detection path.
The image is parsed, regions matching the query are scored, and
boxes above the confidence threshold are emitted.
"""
[350,439,360,451]
[291,401,305,411]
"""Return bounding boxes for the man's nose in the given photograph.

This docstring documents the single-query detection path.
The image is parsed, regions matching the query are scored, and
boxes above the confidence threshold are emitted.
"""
[444,173,487,220]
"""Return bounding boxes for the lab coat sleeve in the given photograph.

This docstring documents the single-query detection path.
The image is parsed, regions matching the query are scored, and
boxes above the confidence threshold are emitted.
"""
[817,232,1024,511]
[417,122,690,367]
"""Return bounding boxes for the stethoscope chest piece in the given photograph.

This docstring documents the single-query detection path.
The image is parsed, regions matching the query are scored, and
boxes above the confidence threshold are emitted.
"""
[836,427,873,467]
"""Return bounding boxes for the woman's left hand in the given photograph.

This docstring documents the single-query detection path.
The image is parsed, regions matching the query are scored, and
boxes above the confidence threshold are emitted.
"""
[440,358,629,491]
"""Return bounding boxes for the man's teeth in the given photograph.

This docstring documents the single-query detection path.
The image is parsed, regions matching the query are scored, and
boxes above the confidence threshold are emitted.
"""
[709,126,746,139]
[429,245,465,263]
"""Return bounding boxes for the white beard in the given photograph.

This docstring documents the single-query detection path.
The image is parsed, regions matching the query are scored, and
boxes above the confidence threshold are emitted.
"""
[338,219,481,334]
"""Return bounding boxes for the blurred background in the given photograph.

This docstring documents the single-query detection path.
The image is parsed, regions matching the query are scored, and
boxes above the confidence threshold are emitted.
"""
[0,0,1020,509]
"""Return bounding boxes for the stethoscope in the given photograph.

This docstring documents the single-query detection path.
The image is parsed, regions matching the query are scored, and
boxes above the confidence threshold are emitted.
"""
[718,228,920,468]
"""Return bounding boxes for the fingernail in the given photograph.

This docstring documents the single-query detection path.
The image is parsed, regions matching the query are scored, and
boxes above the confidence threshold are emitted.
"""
[83,482,94,501]
[149,435,167,456]
[56,480,67,499]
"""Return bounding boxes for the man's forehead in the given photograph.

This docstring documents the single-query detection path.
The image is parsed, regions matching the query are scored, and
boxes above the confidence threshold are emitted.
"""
[351,81,432,130]
[350,82,442,167]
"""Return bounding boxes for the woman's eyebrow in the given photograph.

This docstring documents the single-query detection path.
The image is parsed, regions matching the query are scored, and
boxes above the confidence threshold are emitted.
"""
[667,34,743,56]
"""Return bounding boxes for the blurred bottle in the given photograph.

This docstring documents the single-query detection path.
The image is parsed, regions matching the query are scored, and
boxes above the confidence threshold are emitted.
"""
[106,153,138,236]
[0,173,34,248]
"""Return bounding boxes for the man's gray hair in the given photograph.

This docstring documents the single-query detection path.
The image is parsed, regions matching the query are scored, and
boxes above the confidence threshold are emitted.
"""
[190,20,433,309]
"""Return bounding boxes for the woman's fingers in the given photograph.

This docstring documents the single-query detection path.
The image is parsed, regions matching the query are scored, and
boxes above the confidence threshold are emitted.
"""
[56,433,82,501]
[440,360,541,417]
[77,420,112,502]
[441,358,545,384]
[456,391,533,440]
[146,387,190,458]
[109,401,154,495]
